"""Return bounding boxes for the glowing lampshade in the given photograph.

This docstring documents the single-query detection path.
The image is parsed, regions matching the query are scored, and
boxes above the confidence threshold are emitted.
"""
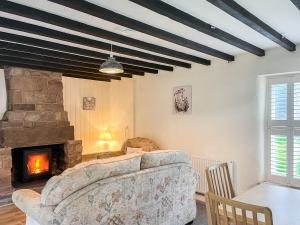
[99,130,113,143]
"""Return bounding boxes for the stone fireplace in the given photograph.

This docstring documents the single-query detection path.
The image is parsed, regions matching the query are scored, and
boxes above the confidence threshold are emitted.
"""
[0,67,82,205]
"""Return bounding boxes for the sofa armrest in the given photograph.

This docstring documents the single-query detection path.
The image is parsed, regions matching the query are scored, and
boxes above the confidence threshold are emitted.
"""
[12,189,41,214]
[13,189,56,224]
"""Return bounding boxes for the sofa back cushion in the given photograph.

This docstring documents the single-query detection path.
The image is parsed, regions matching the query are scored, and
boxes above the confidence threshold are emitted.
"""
[41,153,142,206]
[141,150,191,169]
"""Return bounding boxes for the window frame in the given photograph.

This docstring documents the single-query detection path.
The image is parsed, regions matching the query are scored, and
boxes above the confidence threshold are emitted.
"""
[265,74,300,188]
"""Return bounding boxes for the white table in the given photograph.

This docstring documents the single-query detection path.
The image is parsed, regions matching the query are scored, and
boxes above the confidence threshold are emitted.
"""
[234,182,300,225]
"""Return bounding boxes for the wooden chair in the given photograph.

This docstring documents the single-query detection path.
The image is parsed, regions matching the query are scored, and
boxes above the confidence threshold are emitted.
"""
[121,137,160,153]
[206,163,235,199]
[205,192,273,225]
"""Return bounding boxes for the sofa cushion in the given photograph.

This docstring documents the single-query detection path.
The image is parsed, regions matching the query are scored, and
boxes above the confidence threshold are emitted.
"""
[41,153,142,206]
[140,150,191,169]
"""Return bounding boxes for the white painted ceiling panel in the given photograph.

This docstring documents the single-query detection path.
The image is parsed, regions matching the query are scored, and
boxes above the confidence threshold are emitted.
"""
[3,0,300,64]
[164,0,277,49]
[233,0,300,43]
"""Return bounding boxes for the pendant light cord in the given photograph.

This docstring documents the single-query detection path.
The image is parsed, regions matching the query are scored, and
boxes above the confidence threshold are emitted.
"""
[110,44,113,57]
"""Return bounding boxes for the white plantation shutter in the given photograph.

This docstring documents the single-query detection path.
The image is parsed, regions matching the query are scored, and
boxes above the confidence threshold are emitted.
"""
[294,82,300,123]
[266,75,300,187]
[293,135,300,179]
[291,129,300,187]
[271,83,287,121]
[270,134,287,177]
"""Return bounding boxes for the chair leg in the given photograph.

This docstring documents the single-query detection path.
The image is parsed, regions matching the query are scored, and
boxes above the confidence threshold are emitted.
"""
[186,221,193,225]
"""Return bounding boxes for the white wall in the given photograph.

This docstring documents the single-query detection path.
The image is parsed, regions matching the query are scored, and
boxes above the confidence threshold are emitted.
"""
[0,69,6,119]
[109,78,134,151]
[62,77,134,155]
[63,77,110,155]
[134,45,300,193]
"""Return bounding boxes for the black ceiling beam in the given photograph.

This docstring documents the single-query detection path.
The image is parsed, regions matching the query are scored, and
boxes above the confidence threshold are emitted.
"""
[0,49,137,78]
[59,72,114,81]
[0,48,144,76]
[0,1,209,65]
[0,61,112,82]
[0,40,157,74]
[207,0,296,51]
[129,0,265,57]
[48,0,234,61]
[1,43,156,74]
[0,59,120,81]
[0,55,126,80]
[62,73,110,82]
[0,48,141,77]
[0,17,191,68]
[291,0,300,10]
[0,32,173,71]
[0,52,138,79]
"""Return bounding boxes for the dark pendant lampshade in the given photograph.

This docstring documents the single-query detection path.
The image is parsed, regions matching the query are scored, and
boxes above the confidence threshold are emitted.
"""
[99,44,124,74]
[99,56,124,74]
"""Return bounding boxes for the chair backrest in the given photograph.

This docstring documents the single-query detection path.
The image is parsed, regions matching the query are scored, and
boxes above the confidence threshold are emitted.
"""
[205,192,273,225]
[205,163,235,199]
[121,137,160,153]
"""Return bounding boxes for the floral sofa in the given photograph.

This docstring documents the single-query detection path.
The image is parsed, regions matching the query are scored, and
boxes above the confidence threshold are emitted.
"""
[13,150,198,225]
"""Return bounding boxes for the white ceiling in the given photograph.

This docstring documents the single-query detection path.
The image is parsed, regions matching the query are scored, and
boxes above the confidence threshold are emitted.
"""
[2,0,300,65]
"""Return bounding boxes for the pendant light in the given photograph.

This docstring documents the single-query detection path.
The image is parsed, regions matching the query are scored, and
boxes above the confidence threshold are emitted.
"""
[99,44,124,74]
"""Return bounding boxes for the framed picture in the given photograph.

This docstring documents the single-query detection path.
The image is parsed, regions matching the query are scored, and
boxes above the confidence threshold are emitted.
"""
[173,85,192,114]
[83,97,96,110]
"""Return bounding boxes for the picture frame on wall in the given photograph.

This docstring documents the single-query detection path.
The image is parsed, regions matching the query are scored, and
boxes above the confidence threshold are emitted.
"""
[83,97,96,110]
[173,85,192,114]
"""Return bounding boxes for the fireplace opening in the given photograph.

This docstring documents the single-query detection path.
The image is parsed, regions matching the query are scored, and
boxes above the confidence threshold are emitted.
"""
[23,148,52,182]
[12,144,64,187]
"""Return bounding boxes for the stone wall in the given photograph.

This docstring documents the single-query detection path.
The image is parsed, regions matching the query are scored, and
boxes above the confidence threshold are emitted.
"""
[3,67,68,128]
[0,67,74,148]
[0,148,12,205]
[63,140,83,169]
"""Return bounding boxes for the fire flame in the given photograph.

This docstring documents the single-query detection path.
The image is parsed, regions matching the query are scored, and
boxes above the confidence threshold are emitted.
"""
[27,153,49,175]
[35,159,41,174]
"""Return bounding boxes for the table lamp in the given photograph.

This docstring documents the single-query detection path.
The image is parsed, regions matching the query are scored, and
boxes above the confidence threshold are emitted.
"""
[99,130,113,152]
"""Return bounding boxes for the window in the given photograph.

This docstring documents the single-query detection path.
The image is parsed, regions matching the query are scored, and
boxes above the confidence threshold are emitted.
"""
[266,75,300,187]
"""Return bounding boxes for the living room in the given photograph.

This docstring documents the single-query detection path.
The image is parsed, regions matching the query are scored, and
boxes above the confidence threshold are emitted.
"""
[0,0,300,225]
